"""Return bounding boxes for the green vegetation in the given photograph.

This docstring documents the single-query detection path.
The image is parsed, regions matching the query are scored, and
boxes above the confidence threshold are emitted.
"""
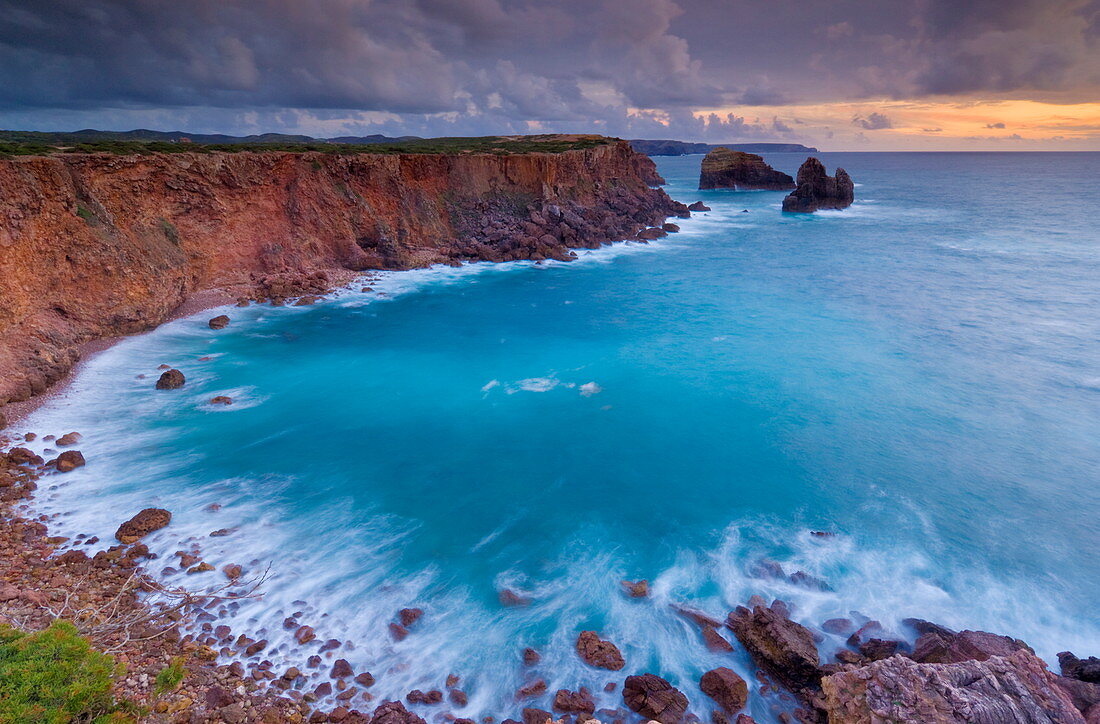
[0,621,129,723]
[153,657,186,695]
[158,218,180,245]
[75,204,96,224]
[0,130,612,158]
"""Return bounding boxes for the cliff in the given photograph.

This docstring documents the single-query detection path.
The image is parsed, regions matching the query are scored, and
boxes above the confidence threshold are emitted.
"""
[0,140,685,409]
[698,148,795,190]
[629,139,818,156]
[782,158,854,212]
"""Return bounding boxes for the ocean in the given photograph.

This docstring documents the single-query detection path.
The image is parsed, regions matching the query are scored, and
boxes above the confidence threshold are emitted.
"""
[22,151,1100,721]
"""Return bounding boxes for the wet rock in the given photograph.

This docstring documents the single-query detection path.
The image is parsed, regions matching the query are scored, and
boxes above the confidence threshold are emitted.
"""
[1061,652,1100,684]
[910,627,1032,664]
[699,148,795,191]
[835,649,864,665]
[701,624,735,653]
[637,227,667,240]
[523,647,541,666]
[406,690,443,705]
[446,674,460,688]
[700,667,748,714]
[389,623,409,641]
[688,201,711,212]
[54,450,85,472]
[553,687,595,713]
[782,158,854,213]
[209,315,230,330]
[210,396,233,405]
[499,589,531,607]
[244,639,268,656]
[7,447,43,466]
[576,631,625,671]
[155,368,186,389]
[187,561,215,574]
[727,600,822,697]
[449,689,468,707]
[521,708,553,724]
[295,296,318,306]
[821,618,853,635]
[56,431,82,446]
[622,673,689,724]
[399,608,423,627]
[517,679,548,699]
[332,659,354,678]
[370,700,426,724]
[821,649,1084,723]
[356,672,376,688]
[295,625,316,644]
[859,638,901,661]
[662,223,680,233]
[789,571,832,592]
[622,579,649,598]
[115,508,171,543]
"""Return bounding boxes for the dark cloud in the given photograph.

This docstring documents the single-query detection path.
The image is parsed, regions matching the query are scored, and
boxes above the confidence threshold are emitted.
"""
[0,0,1096,141]
[986,122,1007,128]
[853,112,893,130]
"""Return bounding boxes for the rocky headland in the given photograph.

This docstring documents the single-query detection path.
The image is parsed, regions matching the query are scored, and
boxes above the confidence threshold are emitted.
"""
[781,158,854,213]
[0,137,686,417]
[698,148,795,191]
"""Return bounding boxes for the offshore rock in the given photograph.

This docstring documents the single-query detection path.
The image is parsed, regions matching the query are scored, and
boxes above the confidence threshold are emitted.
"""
[208,315,230,329]
[782,158,854,213]
[727,600,822,697]
[576,630,625,670]
[54,450,85,472]
[156,369,186,389]
[699,148,795,191]
[622,673,689,724]
[700,667,748,713]
[687,201,710,212]
[821,649,1086,723]
[115,508,172,543]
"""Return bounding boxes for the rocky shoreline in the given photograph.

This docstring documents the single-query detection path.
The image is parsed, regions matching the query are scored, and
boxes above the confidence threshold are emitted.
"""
[3,422,1098,723]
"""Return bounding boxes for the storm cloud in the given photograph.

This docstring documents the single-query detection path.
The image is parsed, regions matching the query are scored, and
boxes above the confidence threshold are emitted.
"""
[0,0,1097,143]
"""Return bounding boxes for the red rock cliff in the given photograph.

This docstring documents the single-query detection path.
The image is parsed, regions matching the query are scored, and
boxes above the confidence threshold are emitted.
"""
[0,140,685,408]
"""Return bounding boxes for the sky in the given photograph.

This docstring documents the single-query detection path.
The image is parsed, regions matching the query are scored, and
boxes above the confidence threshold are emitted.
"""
[1,0,1098,150]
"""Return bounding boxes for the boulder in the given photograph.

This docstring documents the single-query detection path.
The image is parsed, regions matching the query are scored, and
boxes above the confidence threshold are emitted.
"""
[821,649,1086,723]
[622,673,689,724]
[369,701,426,724]
[399,608,423,627]
[210,396,233,405]
[155,369,186,389]
[55,450,85,473]
[523,647,541,666]
[56,432,82,446]
[1061,652,1100,684]
[637,227,668,240]
[687,201,711,212]
[517,679,547,699]
[700,667,748,713]
[622,579,649,598]
[7,447,43,466]
[662,223,680,233]
[701,624,735,653]
[553,687,595,713]
[332,659,353,678]
[209,315,230,330]
[781,158,854,213]
[727,600,821,696]
[115,508,172,543]
[576,631,625,670]
[910,628,1032,664]
[521,708,553,724]
[699,148,795,191]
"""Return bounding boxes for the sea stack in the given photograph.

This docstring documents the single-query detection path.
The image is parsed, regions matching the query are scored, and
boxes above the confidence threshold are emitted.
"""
[782,158,854,212]
[698,147,796,191]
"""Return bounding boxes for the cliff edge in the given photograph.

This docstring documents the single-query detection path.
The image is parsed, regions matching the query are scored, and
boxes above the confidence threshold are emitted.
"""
[698,147,795,191]
[0,140,685,410]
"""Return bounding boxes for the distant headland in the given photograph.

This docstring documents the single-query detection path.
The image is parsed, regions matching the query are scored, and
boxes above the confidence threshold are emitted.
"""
[629,139,819,156]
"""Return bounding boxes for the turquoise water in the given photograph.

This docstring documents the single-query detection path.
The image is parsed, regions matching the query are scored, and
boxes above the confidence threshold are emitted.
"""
[22,152,1100,721]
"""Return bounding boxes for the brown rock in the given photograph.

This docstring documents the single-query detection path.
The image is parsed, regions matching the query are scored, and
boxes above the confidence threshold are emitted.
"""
[449,689,468,707]
[700,668,748,713]
[699,148,795,191]
[910,628,1032,664]
[56,431,82,446]
[662,223,680,233]
[637,227,667,240]
[209,315,230,329]
[1061,652,1100,684]
[701,624,734,653]
[821,618,853,635]
[622,673,688,724]
[726,600,821,696]
[389,623,408,641]
[7,447,43,466]
[155,368,186,389]
[295,625,316,644]
[54,450,85,472]
[332,659,354,678]
[210,396,233,405]
[782,158,854,213]
[370,700,426,724]
[821,648,1085,723]
[499,589,531,607]
[523,647,541,666]
[553,687,595,713]
[517,679,548,699]
[687,201,711,211]
[406,689,443,705]
[576,631,625,671]
[115,508,172,543]
[521,708,552,724]
[399,608,423,627]
[622,579,649,598]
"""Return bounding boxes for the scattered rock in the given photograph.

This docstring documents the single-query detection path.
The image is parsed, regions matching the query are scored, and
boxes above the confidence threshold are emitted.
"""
[449,688,468,707]
[54,450,85,472]
[370,700,427,724]
[699,148,795,191]
[56,432,82,446]
[187,562,214,574]
[662,223,680,233]
[499,589,531,607]
[295,625,316,644]
[687,201,711,212]
[115,508,172,543]
[210,396,233,405]
[332,659,353,678]
[700,667,748,714]
[523,647,541,666]
[389,623,409,641]
[155,369,186,389]
[355,672,376,688]
[576,631,625,671]
[622,579,649,598]
[821,649,1084,723]
[521,708,553,724]
[622,673,689,724]
[399,608,423,627]
[209,315,230,330]
[727,599,822,697]
[517,679,548,699]
[782,158,854,213]
[553,687,595,713]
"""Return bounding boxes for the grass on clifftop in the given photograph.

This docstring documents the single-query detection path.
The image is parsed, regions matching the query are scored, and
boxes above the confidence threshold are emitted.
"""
[0,132,613,159]
[0,620,130,723]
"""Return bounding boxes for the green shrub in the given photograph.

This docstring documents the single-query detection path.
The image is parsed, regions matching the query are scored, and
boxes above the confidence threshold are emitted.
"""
[75,204,95,224]
[0,621,124,723]
[153,657,186,695]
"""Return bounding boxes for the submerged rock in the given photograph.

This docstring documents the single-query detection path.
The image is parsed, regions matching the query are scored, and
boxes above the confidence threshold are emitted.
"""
[699,148,795,191]
[622,579,649,598]
[687,201,710,212]
[782,158,854,213]
[821,649,1085,723]
[155,368,186,390]
[622,673,689,723]
[576,630,625,671]
[115,508,171,543]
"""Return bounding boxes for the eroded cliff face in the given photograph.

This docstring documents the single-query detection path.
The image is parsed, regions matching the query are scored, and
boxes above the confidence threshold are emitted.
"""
[0,141,685,407]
